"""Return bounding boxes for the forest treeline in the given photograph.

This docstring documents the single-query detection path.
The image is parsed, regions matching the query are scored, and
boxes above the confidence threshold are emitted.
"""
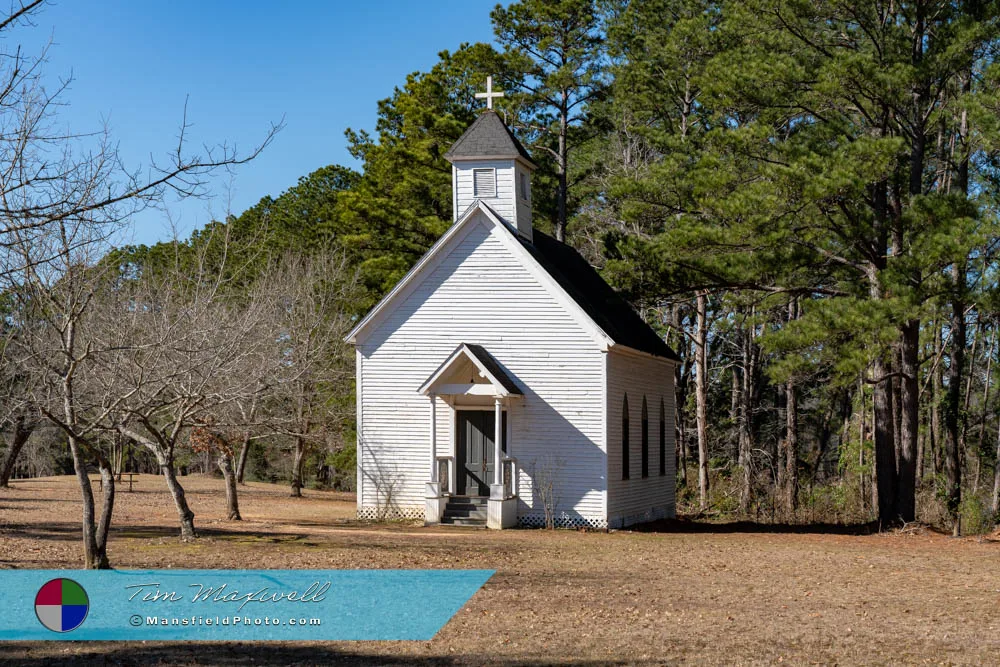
[3,0,1000,567]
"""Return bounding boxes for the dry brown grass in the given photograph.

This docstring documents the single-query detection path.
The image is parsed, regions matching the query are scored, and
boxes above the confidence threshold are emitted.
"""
[1,474,999,665]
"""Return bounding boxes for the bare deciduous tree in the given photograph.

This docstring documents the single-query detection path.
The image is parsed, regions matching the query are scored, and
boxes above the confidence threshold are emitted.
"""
[261,252,357,498]
[531,454,562,530]
[190,423,243,521]
[0,2,278,566]
[11,223,121,568]
[87,252,277,540]
[0,314,40,487]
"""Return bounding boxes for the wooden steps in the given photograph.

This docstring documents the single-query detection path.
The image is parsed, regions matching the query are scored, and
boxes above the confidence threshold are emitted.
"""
[440,496,487,527]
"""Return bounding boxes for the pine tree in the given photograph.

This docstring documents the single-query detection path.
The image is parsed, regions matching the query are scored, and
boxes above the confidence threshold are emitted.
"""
[492,0,607,241]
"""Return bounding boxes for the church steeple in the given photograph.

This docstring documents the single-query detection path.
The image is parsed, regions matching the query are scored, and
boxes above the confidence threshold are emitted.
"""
[445,80,536,242]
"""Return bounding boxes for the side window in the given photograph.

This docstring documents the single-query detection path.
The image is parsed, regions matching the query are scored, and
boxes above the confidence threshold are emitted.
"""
[659,398,666,476]
[641,397,649,478]
[519,172,530,201]
[622,394,630,480]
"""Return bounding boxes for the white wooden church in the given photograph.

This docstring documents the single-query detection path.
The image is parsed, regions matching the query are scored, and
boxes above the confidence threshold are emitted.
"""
[346,83,680,529]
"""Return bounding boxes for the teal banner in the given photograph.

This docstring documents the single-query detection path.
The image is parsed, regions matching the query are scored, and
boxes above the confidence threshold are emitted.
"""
[0,569,494,640]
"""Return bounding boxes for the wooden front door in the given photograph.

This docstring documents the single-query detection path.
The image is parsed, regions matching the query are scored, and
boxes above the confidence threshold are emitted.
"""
[455,410,506,496]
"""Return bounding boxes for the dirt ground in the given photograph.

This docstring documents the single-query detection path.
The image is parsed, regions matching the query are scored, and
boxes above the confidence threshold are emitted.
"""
[1,475,999,666]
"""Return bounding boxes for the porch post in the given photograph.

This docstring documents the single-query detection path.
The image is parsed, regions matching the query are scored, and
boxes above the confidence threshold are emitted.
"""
[449,407,457,493]
[488,394,515,529]
[509,401,517,494]
[429,393,437,482]
[494,397,502,485]
[424,393,444,526]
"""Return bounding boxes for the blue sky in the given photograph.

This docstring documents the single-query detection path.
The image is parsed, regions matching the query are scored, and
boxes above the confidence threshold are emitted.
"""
[21,1,500,245]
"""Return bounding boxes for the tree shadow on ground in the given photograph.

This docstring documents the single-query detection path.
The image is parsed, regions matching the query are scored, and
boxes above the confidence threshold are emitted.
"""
[0,496,70,502]
[630,517,881,535]
[0,522,313,543]
[0,644,653,667]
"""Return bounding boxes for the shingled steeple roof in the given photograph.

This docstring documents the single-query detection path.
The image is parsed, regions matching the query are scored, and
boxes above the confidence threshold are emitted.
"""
[444,111,536,168]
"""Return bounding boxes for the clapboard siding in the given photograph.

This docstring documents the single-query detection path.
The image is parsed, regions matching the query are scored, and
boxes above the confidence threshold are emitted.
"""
[455,160,516,224]
[357,211,607,522]
[606,347,676,527]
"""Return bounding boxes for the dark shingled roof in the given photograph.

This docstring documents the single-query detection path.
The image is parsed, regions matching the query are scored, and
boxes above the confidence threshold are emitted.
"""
[517,230,680,361]
[445,111,535,166]
[463,343,523,395]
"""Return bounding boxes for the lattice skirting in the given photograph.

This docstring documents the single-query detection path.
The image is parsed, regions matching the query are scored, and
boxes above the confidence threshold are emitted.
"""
[356,504,609,529]
[356,505,424,521]
[517,512,608,530]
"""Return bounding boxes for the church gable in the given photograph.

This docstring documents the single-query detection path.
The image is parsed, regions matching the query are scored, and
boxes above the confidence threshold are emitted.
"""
[354,206,605,353]
[347,203,611,352]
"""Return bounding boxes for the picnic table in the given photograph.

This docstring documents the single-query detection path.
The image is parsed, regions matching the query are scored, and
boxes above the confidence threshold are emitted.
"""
[120,472,138,492]
[89,472,138,492]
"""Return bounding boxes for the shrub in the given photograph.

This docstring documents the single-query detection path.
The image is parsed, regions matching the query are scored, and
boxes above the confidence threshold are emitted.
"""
[959,494,993,536]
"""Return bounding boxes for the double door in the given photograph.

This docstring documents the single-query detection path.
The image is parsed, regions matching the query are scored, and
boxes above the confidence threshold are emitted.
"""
[455,410,506,496]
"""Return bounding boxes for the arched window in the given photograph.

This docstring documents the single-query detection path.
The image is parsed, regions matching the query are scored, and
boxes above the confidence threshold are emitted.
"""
[659,398,667,476]
[621,394,630,480]
[641,397,649,478]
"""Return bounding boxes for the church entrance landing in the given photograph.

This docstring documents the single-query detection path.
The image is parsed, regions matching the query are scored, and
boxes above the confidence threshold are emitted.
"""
[419,343,522,528]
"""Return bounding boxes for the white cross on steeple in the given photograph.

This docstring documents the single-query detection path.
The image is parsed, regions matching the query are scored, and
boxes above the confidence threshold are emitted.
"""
[475,75,504,110]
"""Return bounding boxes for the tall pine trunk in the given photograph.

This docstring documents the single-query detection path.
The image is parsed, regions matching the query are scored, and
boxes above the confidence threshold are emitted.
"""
[779,297,799,515]
[892,0,926,525]
[784,378,798,514]
[858,379,868,514]
[945,63,971,536]
[676,402,687,488]
[891,358,902,473]
[868,268,898,527]
[788,300,800,512]
[695,291,709,510]
[917,324,936,484]
[554,93,568,242]
[867,170,899,528]
[977,324,995,499]
[872,355,899,528]
[992,414,1000,517]
[672,304,689,489]
[932,319,943,475]
[945,264,965,536]
[979,325,996,453]
[897,319,920,522]
[737,309,758,514]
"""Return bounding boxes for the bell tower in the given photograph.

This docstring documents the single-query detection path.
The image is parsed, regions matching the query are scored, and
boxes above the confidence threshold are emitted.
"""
[444,77,536,242]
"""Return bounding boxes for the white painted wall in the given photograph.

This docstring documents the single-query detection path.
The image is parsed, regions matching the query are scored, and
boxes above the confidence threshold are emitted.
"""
[454,160,516,227]
[355,212,608,526]
[606,347,676,527]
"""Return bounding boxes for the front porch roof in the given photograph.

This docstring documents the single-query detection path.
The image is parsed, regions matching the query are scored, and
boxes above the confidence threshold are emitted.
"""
[418,343,523,397]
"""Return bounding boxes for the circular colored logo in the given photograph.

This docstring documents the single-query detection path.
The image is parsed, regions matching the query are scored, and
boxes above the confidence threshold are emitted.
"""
[35,578,89,633]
